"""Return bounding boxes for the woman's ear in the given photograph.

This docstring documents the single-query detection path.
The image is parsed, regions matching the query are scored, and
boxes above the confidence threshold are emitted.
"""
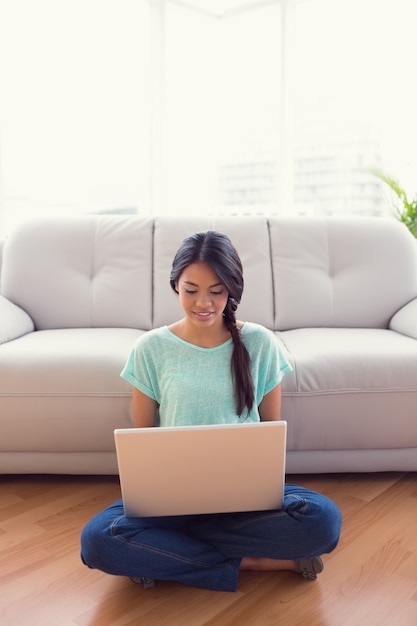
[174,283,179,294]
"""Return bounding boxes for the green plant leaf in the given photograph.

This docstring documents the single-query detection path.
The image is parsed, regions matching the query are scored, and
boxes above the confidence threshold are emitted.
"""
[371,169,417,238]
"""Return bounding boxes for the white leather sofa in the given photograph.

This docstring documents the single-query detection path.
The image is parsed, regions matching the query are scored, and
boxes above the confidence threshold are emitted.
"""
[1,215,417,474]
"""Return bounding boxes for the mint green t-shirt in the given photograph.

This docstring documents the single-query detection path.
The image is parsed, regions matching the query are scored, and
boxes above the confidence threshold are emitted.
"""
[120,322,292,426]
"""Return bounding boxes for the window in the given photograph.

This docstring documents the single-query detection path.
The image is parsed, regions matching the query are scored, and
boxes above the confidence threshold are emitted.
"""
[161,0,282,217]
[292,0,417,217]
[1,0,416,236]
[0,0,151,234]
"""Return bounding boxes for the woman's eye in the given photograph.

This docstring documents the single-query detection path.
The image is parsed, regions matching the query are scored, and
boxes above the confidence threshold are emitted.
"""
[183,288,223,295]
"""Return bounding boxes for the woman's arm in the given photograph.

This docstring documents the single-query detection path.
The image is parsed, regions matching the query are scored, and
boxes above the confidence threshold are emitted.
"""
[132,387,158,428]
[258,384,282,422]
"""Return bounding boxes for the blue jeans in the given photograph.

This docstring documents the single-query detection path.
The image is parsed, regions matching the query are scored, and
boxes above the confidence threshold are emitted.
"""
[81,484,342,592]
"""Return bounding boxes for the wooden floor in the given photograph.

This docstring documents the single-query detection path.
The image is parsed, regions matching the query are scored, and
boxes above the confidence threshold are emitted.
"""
[1,472,417,626]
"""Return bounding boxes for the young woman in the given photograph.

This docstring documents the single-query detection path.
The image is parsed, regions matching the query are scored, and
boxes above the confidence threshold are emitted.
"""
[81,230,342,592]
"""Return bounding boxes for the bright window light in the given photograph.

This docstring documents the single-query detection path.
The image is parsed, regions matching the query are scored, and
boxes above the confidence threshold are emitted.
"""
[1,0,416,235]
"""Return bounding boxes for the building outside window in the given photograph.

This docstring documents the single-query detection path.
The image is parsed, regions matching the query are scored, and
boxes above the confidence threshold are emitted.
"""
[0,0,416,236]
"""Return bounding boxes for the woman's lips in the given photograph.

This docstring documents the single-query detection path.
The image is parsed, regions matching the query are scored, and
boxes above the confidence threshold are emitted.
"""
[193,311,213,320]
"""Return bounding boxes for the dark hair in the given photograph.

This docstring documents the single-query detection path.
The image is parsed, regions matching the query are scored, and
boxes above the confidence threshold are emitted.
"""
[170,230,254,416]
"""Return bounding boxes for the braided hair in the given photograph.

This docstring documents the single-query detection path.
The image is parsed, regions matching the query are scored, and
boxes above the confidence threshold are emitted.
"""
[170,230,254,416]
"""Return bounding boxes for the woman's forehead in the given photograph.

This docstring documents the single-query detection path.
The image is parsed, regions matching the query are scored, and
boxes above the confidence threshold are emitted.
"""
[179,261,222,285]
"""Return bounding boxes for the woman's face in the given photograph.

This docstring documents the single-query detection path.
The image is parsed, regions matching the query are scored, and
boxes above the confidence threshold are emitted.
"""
[176,261,229,331]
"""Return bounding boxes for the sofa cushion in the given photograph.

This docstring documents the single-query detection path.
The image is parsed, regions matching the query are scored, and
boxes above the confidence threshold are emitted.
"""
[0,295,34,344]
[278,327,417,452]
[1,216,154,330]
[152,216,274,328]
[0,328,142,452]
[269,217,417,330]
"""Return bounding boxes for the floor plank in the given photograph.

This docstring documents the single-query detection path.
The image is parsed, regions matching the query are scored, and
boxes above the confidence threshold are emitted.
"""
[1,473,417,625]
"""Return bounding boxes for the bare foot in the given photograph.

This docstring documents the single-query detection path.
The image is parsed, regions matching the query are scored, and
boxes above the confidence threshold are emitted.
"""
[240,556,296,572]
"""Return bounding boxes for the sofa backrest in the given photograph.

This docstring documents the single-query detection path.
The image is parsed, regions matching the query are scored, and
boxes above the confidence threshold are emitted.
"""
[1,214,416,331]
[0,215,275,330]
[1,216,154,330]
[270,216,417,329]
[0,239,3,287]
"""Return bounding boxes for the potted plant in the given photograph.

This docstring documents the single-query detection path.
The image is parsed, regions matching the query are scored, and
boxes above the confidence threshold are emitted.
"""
[373,170,417,238]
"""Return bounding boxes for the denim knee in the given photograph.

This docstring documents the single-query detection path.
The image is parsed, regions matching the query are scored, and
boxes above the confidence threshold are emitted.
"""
[284,485,342,555]
[80,512,118,572]
[80,517,102,569]
[309,494,342,554]
[324,496,342,550]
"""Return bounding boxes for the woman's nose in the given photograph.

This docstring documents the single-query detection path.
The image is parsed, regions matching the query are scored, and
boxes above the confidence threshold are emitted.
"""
[196,292,212,307]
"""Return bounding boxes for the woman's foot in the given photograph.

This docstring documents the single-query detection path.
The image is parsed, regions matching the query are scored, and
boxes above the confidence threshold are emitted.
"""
[240,556,295,571]
[240,555,323,579]
[294,556,323,579]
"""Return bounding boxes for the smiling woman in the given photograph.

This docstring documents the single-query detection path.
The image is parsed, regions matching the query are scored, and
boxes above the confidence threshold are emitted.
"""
[80,227,342,590]
[168,230,254,413]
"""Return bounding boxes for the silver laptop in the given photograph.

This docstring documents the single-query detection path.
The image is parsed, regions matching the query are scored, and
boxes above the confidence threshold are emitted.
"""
[114,421,287,517]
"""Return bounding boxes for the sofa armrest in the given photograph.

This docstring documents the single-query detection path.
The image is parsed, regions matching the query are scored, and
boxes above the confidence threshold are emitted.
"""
[389,297,417,340]
[0,295,34,344]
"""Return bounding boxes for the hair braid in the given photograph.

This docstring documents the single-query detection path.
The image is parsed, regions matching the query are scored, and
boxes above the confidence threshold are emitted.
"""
[223,298,254,417]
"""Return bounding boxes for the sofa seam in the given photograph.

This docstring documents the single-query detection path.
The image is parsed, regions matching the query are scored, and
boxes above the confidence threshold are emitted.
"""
[282,387,417,396]
[151,219,155,329]
[90,219,97,327]
[326,219,335,325]
[267,219,276,329]
[0,392,133,397]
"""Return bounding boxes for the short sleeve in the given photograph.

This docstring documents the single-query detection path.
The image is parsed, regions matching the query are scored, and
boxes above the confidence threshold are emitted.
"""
[120,333,160,402]
[242,323,292,404]
[263,334,292,394]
